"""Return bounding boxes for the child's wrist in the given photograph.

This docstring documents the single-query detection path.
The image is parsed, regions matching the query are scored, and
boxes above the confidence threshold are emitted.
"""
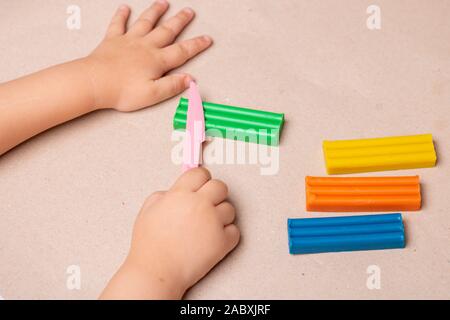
[122,256,188,299]
[76,56,112,111]
[66,57,100,112]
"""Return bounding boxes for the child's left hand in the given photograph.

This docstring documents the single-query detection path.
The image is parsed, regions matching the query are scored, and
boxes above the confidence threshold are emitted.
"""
[83,0,212,111]
[0,1,212,155]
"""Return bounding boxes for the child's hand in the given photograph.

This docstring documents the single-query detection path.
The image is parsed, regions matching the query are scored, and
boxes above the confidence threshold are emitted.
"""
[84,1,212,111]
[100,168,240,299]
[0,1,212,155]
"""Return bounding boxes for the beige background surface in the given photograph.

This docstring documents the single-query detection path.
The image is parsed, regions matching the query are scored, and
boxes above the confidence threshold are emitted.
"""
[0,0,449,299]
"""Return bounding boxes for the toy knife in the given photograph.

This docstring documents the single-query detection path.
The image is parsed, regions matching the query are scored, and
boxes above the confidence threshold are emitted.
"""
[182,81,206,172]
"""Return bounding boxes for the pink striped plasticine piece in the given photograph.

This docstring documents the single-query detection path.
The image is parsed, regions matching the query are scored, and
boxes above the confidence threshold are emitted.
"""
[182,81,206,172]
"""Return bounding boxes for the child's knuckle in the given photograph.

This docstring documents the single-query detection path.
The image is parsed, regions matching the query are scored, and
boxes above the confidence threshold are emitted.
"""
[160,25,175,38]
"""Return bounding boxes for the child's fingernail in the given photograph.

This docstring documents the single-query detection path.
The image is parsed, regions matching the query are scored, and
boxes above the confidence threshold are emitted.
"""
[157,0,168,5]
[203,35,213,44]
[183,7,194,16]
[118,4,128,11]
[183,75,194,87]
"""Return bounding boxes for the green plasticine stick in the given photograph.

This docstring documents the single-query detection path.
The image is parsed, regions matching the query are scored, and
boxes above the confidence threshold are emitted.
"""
[173,97,284,146]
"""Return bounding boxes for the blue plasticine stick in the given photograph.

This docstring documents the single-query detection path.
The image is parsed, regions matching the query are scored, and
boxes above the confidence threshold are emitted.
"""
[287,213,405,254]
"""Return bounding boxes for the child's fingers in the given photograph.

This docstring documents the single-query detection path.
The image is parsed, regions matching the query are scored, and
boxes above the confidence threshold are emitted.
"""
[146,73,191,105]
[198,179,228,205]
[147,8,195,47]
[159,36,213,71]
[105,5,131,39]
[128,0,169,37]
[143,191,166,208]
[215,202,236,225]
[223,224,240,252]
[171,167,211,192]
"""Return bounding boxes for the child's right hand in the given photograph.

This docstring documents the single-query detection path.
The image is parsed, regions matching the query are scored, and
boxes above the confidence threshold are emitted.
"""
[100,168,240,299]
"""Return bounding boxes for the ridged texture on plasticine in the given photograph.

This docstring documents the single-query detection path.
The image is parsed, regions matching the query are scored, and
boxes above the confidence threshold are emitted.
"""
[173,97,284,146]
[305,176,421,212]
[287,213,405,254]
[323,134,437,174]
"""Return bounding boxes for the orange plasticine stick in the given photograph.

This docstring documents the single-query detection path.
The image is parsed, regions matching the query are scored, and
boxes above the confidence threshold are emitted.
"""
[306,176,421,212]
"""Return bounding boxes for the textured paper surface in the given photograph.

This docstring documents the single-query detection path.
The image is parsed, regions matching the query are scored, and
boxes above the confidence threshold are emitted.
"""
[0,0,449,299]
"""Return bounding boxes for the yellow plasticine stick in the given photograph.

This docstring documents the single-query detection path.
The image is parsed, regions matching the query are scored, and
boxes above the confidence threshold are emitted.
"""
[323,134,437,174]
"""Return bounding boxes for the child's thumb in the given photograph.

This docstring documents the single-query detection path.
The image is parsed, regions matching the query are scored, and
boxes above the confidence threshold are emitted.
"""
[148,73,193,105]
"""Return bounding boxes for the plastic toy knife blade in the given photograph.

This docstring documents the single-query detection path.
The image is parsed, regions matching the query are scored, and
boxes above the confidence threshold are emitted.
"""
[182,81,205,172]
